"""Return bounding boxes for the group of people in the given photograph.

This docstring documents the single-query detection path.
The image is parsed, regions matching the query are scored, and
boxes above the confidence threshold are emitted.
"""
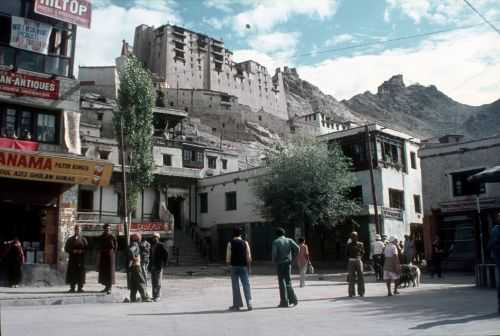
[64,224,168,302]
[226,227,310,311]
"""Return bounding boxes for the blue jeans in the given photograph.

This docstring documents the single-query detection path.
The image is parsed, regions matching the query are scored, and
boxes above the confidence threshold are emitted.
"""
[230,266,252,307]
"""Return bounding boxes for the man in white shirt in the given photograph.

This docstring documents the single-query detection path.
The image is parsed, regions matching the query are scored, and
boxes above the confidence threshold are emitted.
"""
[371,234,385,281]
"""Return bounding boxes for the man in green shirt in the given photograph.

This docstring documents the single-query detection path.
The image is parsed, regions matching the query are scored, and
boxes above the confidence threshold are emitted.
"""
[272,227,299,308]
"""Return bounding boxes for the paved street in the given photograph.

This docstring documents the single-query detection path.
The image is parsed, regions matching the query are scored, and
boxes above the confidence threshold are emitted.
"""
[1,273,499,336]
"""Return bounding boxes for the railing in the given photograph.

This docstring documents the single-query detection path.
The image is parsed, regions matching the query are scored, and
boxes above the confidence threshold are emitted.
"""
[0,44,71,77]
[382,207,404,220]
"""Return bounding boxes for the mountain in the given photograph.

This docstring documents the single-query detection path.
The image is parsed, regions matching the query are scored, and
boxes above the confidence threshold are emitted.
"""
[282,67,362,122]
[283,70,499,139]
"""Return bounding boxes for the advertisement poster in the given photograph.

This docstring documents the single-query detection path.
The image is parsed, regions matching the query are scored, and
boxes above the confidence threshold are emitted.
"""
[34,0,92,29]
[10,16,52,54]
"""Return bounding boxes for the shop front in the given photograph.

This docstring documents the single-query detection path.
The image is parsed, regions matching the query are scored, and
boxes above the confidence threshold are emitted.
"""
[0,147,112,284]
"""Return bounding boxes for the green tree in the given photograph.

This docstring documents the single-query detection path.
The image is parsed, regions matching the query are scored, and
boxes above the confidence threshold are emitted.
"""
[254,137,359,239]
[114,56,156,218]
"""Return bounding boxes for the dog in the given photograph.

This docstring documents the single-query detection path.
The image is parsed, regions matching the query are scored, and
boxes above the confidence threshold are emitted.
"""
[399,263,421,288]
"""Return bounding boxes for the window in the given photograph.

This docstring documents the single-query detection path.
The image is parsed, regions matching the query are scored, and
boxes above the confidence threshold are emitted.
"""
[410,152,417,169]
[221,159,228,170]
[349,186,363,204]
[163,154,172,166]
[78,189,94,211]
[225,191,237,211]
[199,193,208,213]
[0,105,57,143]
[413,195,422,214]
[389,189,405,209]
[208,156,217,169]
[451,169,485,196]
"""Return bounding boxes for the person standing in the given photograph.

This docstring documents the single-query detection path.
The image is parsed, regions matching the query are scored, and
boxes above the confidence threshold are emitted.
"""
[403,235,415,264]
[149,232,168,302]
[97,224,117,294]
[226,227,253,311]
[371,234,385,281]
[139,236,151,287]
[346,232,365,297]
[64,225,88,293]
[128,233,151,303]
[5,238,24,288]
[487,212,500,314]
[431,235,444,278]
[384,236,401,296]
[296,238,310,288]
[272,227,299,308]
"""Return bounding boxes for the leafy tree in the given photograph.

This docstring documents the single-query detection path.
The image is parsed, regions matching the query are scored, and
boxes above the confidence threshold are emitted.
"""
[254,137,359,239]
[114,56,156,218]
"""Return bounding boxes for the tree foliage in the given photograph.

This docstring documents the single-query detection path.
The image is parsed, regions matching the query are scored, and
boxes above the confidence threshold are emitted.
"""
[114,56,156,214]
[253,137,359,236]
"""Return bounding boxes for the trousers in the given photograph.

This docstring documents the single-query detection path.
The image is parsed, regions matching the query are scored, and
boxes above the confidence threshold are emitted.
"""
[277,262,297,306]
[347,258,365,297]
[151,268,163,299]
[230,266,252,307]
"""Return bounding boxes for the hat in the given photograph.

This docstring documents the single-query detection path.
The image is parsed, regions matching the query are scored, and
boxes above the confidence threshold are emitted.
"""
[153,232,160,238]
[375,234,381,240]
[389,235,398,242]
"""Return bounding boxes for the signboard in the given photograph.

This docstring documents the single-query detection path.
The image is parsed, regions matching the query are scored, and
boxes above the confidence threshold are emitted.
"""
[0,148,112,186]
[34,0,92,29]
[0,70,59,100]
[10,16,52,54]
[117,222,171,236]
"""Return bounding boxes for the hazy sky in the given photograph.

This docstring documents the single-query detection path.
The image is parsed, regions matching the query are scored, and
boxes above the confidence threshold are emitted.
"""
[77,0,500,105]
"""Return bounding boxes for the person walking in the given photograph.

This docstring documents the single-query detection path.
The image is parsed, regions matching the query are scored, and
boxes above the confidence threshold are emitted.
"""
[346,231,365,297]
[431,235,444,278]
[296,238,310,288]
[403,235,415,264]
[5,238,24,288]
[226,227,253,311]
[149,232,168,302]
[128,233,151,303]
[64,225,88,293]
[384,236,401,296]
[139,236,151,287]
[97,224,117,294]
[371,234,385,281]
[272,227,299,308]
[487,211,500,314]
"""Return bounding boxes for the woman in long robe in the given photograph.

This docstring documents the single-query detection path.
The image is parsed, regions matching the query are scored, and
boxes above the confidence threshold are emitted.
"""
[98,224,117,294]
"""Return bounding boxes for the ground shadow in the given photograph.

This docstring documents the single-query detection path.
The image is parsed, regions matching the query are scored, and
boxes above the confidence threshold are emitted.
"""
[128,305,278,317]
[410,313,499,330]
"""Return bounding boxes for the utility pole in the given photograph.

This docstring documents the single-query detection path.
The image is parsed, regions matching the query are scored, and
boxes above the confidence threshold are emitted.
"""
[120,116,130,244]
[365,124,380,234]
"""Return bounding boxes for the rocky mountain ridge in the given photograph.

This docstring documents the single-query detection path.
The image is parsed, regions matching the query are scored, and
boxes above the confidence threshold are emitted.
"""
[283,69,500,140]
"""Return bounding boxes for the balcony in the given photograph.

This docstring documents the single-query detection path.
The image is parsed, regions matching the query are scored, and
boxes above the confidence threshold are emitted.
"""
[0,44,71,77]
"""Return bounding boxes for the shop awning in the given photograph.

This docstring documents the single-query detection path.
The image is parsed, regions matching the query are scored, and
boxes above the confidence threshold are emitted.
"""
[0,148,112,186]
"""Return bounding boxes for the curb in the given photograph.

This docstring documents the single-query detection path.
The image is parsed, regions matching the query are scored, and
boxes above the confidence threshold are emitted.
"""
[0,292,125,307]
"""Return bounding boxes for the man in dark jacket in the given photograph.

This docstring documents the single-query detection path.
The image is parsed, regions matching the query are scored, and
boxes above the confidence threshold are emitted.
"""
[149,232,168,301]
[226,227,253,311]
[98,224,117,294]
[272,227,299,308]
[64,225,88,293]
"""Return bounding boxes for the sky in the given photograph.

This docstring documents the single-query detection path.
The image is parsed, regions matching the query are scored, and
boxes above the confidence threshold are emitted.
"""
[77,0,500,106]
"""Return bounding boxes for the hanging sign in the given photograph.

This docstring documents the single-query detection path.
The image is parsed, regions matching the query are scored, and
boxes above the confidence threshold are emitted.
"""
[0,69,59,100]
[10,16,52,54]
[34,0,92,29]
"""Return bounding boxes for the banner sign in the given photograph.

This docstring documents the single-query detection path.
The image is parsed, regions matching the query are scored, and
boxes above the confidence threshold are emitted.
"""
[117,222,171,236]
[0,148,112,186]
[64,111,81,155]
[0,69,59,100]
[10,16,52,54]
[34,0,92,29]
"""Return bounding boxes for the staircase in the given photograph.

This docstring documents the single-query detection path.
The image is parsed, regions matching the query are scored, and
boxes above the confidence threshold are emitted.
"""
[173,229,208,266]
